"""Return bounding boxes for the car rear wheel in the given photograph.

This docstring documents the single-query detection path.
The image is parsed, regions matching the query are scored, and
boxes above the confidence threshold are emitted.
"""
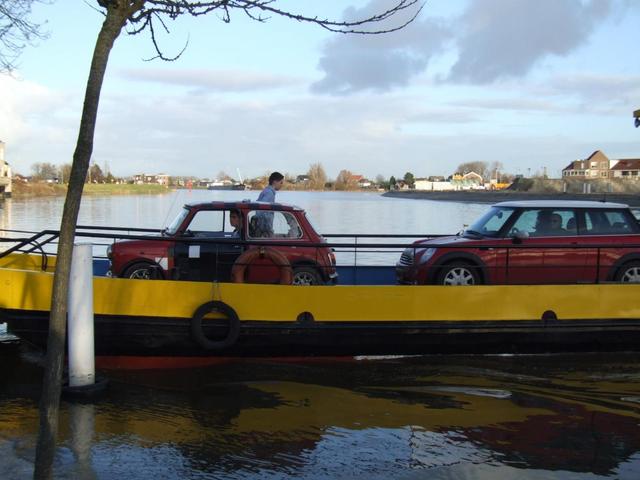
[437,262,481,286]
[292,266,323,286]
[616,261,640,283]
[123,262,158,280]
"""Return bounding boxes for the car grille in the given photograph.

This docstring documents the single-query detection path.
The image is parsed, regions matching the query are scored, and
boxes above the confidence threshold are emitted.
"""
[398,252,414,266]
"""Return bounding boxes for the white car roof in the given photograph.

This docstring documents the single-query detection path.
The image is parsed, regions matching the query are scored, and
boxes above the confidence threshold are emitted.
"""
[493,200,629,209]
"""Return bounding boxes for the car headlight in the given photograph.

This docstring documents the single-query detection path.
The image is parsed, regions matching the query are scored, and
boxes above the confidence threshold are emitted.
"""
[418,248,437,264]
[399,248,415,266]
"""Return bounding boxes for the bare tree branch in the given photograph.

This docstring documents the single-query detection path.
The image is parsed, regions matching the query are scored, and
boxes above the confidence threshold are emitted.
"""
[0,0,51,72]
[119,0,424,62]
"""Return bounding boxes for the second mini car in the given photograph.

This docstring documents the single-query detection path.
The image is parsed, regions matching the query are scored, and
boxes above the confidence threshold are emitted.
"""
[396,200,640,285]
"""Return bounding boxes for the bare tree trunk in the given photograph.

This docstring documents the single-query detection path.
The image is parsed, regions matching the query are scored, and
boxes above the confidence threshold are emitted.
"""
[33,7,132,479]
[28,1,415,476]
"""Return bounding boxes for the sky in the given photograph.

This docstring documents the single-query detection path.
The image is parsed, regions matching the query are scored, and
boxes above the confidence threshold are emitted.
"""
[1,0,639,181]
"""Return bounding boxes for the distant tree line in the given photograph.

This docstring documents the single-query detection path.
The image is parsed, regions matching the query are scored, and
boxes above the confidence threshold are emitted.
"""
[30,162,117,184]
[24,159,518,190]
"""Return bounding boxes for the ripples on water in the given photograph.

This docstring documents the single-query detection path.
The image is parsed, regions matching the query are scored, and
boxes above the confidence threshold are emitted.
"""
[1,349,640,479]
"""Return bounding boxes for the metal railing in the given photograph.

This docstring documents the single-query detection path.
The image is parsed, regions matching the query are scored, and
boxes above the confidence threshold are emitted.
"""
[2,226,640,285]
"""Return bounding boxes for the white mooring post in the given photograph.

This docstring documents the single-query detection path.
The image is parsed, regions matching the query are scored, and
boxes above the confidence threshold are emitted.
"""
[68,243,95,388]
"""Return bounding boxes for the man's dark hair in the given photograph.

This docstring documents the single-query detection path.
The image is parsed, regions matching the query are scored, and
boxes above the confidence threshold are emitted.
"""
[269,172,284,185]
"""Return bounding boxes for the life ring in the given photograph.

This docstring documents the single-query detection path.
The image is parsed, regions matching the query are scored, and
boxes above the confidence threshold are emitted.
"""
[231,247,293,284]
[190,301,240,350]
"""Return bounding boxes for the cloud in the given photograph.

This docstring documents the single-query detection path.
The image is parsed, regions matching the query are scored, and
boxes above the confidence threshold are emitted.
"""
[311,1,451,94]
[312,0,635,92]
[85,88,499,179]
[119,68,304,92]
[446,0,613,83]
[543,73,640,103]
[3,72,636,181]
[0,75,79,173]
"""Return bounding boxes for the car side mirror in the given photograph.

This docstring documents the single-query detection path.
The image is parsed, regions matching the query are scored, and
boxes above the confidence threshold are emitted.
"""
[511,230,529,244]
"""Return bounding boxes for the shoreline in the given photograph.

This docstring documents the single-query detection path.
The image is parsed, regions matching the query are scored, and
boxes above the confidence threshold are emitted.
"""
[8,183,173,198]
[382,190,640,207]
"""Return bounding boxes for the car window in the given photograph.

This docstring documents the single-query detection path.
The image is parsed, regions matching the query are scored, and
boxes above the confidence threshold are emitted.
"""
[186,210,224,234]
[280,213,303,238]
[512,209,576,237]
[165,207,190,235]
[510,209,539,236]
[584,209,637,235]
[468,207,515,237]
[247,210,302,239]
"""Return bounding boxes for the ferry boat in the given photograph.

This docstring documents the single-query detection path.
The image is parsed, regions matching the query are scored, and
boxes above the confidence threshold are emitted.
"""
[3,198,640,364]
[2,250,640,364]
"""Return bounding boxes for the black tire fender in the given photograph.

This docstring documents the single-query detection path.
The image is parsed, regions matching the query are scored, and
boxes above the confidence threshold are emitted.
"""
[190,301,240,350]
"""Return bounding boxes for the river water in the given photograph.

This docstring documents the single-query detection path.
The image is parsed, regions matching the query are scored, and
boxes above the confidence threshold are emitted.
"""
[1,189,488,266]
[0,189,487,234]
[1,191,640,479]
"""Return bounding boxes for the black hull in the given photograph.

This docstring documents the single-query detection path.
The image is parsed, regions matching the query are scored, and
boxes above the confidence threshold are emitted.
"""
[4,309,640,357]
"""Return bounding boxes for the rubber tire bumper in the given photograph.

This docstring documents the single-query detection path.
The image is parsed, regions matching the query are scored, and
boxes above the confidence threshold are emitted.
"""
[190,301,240,350]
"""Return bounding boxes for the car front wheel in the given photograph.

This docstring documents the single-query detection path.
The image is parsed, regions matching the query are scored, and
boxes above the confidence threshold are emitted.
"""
[292,266,323,286]
[123,262,159,280]
[616,261,640,283]
[436,262,481,286]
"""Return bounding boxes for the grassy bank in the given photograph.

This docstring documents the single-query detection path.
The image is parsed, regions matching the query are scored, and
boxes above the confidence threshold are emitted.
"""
[11,182,172,197]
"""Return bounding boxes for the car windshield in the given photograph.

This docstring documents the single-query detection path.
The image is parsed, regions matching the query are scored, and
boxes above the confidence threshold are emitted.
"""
[466,206,516,238]
[165,207,190,235]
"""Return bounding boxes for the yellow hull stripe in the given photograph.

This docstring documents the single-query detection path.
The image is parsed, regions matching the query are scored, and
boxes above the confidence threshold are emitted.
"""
[1,254,639,323]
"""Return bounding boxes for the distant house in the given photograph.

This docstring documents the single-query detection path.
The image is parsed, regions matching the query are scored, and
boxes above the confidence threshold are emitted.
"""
[0,140,12,197]
[610,158,640,179]
[296,175,310,183]
[133,173,169,185]
[562,150,611,178]
[462,172,484,184]
[357,177,372,188]
[414,177,454,191]
[449,171,484,189]
[156,174,170,186]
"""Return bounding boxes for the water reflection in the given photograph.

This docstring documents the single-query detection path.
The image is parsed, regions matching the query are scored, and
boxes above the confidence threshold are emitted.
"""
[1,351,639,479]
[0,198,11,233]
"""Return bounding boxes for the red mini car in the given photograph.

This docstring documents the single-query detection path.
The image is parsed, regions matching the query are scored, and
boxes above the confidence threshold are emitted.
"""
[396,200,640,285]
[107,201,337,285]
